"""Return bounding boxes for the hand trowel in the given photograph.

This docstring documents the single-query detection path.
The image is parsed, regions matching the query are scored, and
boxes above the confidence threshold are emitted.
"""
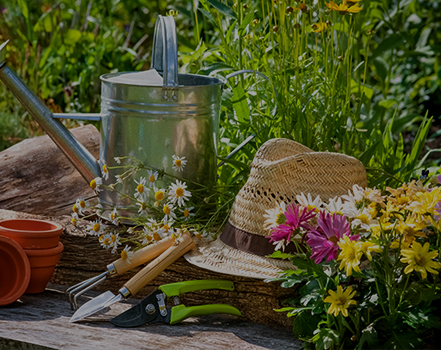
[70,233,195,323]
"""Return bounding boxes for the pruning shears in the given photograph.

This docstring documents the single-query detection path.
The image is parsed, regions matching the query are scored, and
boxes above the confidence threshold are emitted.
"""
[110,280,241,327]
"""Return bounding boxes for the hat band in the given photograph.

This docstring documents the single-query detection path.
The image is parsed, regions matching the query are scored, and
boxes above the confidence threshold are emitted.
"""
[220,222,298,257]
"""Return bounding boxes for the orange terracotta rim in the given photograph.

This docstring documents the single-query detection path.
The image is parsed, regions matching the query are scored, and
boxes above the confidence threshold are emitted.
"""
[0,219,63,238]
[0,235,31,306]
[24,242,64,257]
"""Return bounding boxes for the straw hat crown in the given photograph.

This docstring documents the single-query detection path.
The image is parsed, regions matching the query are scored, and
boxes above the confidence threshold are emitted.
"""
[229,138,368,237]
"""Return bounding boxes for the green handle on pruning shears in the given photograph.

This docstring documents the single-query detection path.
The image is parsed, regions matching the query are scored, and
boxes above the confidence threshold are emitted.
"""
[169,304,242,325]
[159,279,235,297]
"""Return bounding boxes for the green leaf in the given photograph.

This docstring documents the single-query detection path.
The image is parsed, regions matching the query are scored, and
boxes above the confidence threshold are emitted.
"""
[231,84,250,123]
[198,62,233,76]
[293,311,322,339]
[64,29,82,46]
[371,33,405,59]
[238,12,254,35]
[383,331,422,349]
[356,325,378,350]
[405,115,432,176]
[379,99,397,109]
[268,251,293,259]
[416,27,432,49]
[313,328,339,350]
[17,0,29,21]
[373,57,389,82]
[206,0,237,19]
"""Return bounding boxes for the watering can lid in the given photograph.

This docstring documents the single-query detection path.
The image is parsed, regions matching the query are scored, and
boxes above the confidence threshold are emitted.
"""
[103,69,164,86]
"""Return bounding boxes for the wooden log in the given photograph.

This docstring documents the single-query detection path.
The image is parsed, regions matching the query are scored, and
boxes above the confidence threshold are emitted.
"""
[0,209,295,329]
[0,125,99,216]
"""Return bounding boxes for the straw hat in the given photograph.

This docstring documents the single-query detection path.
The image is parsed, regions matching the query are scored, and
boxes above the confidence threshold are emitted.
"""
[185,138,368,279]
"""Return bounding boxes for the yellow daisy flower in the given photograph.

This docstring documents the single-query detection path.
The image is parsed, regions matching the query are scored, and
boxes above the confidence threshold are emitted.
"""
[337,235,362,276]
[323,285,357,317]
[356,240,382,261]
[325,0,363,14]
[407,187,441,216]
[311,22,328,33]
[401,241,441,279]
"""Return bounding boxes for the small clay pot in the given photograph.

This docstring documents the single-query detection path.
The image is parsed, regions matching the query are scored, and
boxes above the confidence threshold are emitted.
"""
[0,219,63,249]
[0,235,31,306]
[23,242,64,294]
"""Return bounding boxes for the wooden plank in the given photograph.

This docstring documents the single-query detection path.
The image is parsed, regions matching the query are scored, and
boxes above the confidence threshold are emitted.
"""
[0,287,301,350]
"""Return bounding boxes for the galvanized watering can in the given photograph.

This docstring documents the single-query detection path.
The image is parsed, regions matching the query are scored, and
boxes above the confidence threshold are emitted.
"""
[0,15,224,218]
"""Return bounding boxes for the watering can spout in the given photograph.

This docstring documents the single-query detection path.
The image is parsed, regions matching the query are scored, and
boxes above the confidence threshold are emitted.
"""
[0,41,101,183]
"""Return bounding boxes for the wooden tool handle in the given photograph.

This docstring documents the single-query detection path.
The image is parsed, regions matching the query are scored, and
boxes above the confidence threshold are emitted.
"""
[124,233,195,296]
[112,235,174,275]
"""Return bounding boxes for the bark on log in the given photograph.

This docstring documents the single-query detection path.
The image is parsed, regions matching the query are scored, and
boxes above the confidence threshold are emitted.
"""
[0,125,99,216]
[0,209,295,329]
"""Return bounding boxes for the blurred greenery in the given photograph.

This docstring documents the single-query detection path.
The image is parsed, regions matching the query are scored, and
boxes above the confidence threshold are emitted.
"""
[0,0,440,191]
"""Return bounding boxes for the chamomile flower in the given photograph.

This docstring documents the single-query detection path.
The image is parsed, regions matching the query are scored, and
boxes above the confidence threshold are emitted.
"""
[114,157,122,164]
[134,177,148,200]
[351,209,376,231]
[168,180,191,207]
[88,219,103,236]
[90,177,103,193]
[154,187,166,207]
[102,164,109,180]
[110,232,121,253]
[172,155,187,172]
[147,170,158,187]
[109,208,120,226]
[263,201,287,230]
[296,193,322,213]
[75,198,87,215]
[162,204,177,221]
[121,245,134,263]
[100,233,113,249]
[116,175,123,184]
[71,213,79,226]
[181,207,195,221]
[137,201,148,215]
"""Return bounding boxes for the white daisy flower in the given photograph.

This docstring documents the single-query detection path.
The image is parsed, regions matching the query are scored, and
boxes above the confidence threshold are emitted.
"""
[137,201,148,215]
[100,233,113,250]
[147,170,158,187]
[114,157,121,164]
[127,227,135,234]
[110,232,121,254]
[325,196,344,215]
[88,219,104,236]
[75,198,87,215]
[90,177,103,193]
[162,204,177,222]
[102,164,109,180]
[263,201,287,230]
[296,193,322,213]
[349,208,377,231]
[273,239,287,252]
[172,155,187,172]
[116,175,123,184]
[153,187,166,207]
[134,177,148,200]
[168,180,191,207]
[71,213,79,226]
[181,207,195,221]
[109,208,120,226]
[121,245,134,263]
[194,230,214,241]
[342,184,365,206]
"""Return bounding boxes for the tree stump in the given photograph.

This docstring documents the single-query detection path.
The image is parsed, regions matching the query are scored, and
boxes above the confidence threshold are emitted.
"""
[0,125,99,216]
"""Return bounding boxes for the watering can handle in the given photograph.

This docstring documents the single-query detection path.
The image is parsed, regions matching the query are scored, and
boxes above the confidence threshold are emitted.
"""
[151,15,179,93]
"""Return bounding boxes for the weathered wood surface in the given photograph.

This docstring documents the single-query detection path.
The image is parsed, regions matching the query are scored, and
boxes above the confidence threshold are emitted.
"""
[0,209,295,329]
[0,287,301,350]
[0,125,99,216]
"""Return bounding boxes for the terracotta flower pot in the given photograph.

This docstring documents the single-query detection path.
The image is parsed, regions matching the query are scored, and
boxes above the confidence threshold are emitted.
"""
[0,219,63,249]
[23,242,64,294]
[0,235,31,306]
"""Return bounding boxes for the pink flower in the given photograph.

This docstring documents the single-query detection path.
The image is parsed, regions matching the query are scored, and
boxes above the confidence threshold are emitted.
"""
[307,211,358,264]
[268,203,316,244]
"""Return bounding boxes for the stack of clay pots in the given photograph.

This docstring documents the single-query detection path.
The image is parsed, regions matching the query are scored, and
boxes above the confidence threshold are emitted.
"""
[0,219,64,305]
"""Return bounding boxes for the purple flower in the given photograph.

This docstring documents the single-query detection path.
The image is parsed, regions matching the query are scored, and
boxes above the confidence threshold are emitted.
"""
[434,202,441,221]
[268,203,316,244]
[307,211,358,264]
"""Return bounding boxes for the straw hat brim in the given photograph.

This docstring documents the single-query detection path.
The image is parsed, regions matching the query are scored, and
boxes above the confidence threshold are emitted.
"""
[184,236,295,280]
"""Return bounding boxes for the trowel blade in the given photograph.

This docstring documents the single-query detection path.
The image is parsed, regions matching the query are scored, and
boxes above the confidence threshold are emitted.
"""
[69,291,122,323]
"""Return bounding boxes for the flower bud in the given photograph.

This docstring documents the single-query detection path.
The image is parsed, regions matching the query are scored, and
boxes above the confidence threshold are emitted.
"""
[272,25,279,32]
[299,3,308,12]
[286,6,294,13]
[338,55,344,61]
